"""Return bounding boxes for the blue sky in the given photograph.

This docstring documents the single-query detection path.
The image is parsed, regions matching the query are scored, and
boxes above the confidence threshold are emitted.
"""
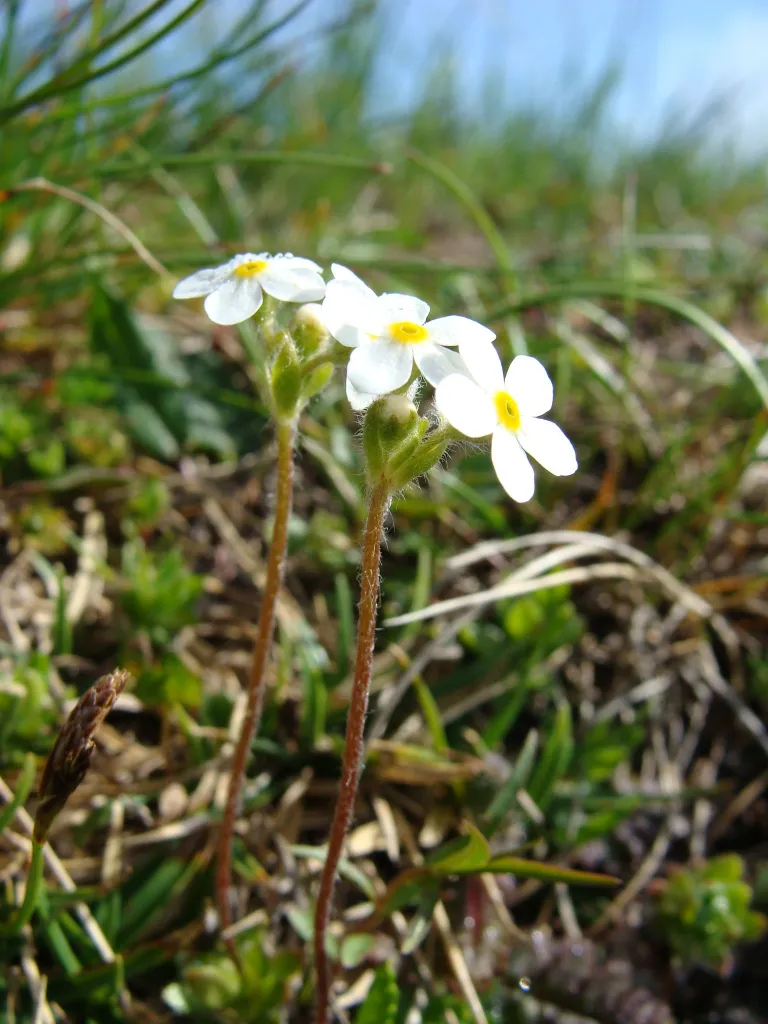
[358,0,768,144]
[20,0,768,147]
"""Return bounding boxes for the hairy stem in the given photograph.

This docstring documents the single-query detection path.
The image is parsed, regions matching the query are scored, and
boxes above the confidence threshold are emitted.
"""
[216,419,296,949]
[313,480,390,1024]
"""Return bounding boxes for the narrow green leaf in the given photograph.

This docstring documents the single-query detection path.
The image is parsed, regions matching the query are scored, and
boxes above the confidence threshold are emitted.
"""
[413,677,448,753]
[484,855,619,887]
[526,702,573,813]
[0,752,36,832]
[485,728,539,836]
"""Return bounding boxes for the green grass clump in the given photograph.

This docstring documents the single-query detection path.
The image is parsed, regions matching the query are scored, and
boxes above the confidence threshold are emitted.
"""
[659,855,767,969]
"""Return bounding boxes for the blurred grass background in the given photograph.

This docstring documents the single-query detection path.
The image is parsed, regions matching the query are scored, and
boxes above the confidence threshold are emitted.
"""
[2,1,768,1022]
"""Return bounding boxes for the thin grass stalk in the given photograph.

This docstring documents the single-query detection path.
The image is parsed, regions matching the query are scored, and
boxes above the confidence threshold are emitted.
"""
[216,419,296,948]
[12,838,43,933]
[313,481,390,1024]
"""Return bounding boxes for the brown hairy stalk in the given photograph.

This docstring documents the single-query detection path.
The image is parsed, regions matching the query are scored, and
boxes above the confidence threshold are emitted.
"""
[34,668,130,844]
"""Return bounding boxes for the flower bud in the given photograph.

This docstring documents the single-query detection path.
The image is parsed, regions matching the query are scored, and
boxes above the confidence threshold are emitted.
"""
[291,303,329,357]
[362,395,423,482]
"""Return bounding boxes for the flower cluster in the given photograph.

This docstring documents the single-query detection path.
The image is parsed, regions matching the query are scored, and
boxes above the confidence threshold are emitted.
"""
[173,254,577,501]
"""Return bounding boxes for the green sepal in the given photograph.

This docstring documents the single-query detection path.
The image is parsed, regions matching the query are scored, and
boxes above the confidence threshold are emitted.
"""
[271,343,302,417]
[301,361,334,400]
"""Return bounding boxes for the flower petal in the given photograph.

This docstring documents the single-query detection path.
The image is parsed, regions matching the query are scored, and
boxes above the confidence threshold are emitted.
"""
[458,338,504,395]
[347,341,413,395]
[172,265,229,299]
[516,417,577,476]
[203,278,263,325]
[426,315,495,348]
[491,427,535,502]
[413,343,469,387]
[277,254,323,273]
[435,373,497,437]
[505,355,554,417]
[323,280,384,347]
[378,293,430,325]
[346,373,377,411]
[259,262,326,302]
[331,263,378,300]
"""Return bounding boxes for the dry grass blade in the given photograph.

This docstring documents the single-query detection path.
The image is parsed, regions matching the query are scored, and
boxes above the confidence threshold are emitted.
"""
[5,178,168,277]
[34,668,131,844]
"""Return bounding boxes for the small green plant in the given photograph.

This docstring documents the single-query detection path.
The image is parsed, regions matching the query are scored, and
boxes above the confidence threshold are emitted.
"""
[0,655,58,764]
[0,387,63,480]
[162,934,300,1023]
[63,409,130,467]
[659,854,767,968]
[119,538,204,645]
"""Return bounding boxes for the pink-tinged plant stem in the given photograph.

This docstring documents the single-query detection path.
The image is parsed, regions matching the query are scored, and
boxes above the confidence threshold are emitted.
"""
[313,480,390,1024]
[216,419,296,951]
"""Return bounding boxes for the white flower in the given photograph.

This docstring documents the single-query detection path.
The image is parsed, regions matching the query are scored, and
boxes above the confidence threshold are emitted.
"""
[173,252,326,326]
[435,346,577,503]
[322,264,494,405]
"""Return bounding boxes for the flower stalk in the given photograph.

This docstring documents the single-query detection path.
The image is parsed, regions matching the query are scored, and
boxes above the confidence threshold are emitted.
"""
[313,480,390,1024]
[10,668,130,933]
[216,418,296,945]
[12,838,43,933]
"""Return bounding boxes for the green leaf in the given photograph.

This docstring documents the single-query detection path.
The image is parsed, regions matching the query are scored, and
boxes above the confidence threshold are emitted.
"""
[375,869,441,919]
[413,676,448,753]
[427,823,490,875]
[340,934,376,969]
[526,701,573,812]
[356,963,399,1024]
[483,856,619,887]
[0,753,37,832]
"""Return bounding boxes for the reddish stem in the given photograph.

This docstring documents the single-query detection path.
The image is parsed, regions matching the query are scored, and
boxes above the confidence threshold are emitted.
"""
[313,480,390,1024]
[216,420,295,950]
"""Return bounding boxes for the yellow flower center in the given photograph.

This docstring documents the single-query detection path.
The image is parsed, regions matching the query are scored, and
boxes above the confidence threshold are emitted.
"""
[495,390,521,432]
[233,259,268,278]
[390,320,428,344]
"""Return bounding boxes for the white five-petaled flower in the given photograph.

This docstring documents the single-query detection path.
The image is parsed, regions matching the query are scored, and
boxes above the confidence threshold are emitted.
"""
[322,264,494,409]
[173,252,326,326]
[435,345,577,503]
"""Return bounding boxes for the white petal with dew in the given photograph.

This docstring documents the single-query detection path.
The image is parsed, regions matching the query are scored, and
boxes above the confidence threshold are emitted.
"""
[348,341,413,395]
[172,265,228,299]
[259,264,326,302]
[413,344,469,387]
[435,373,497,437]
[378,293,430,326]
[426,315,495,348]
[203,278,263,325]
[458,337,504,394]
[492,427,535,502]
[505,355,554,417]
[516,417,577,476]
[276,255,323,273]
[230,252,268,270]
[346,373,378,411]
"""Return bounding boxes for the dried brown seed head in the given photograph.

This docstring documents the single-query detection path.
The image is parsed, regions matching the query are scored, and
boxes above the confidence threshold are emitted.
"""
[34,668,130,843]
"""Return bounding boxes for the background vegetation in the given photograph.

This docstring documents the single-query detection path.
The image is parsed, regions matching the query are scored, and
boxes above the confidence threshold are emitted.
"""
[1,1,768,1022]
